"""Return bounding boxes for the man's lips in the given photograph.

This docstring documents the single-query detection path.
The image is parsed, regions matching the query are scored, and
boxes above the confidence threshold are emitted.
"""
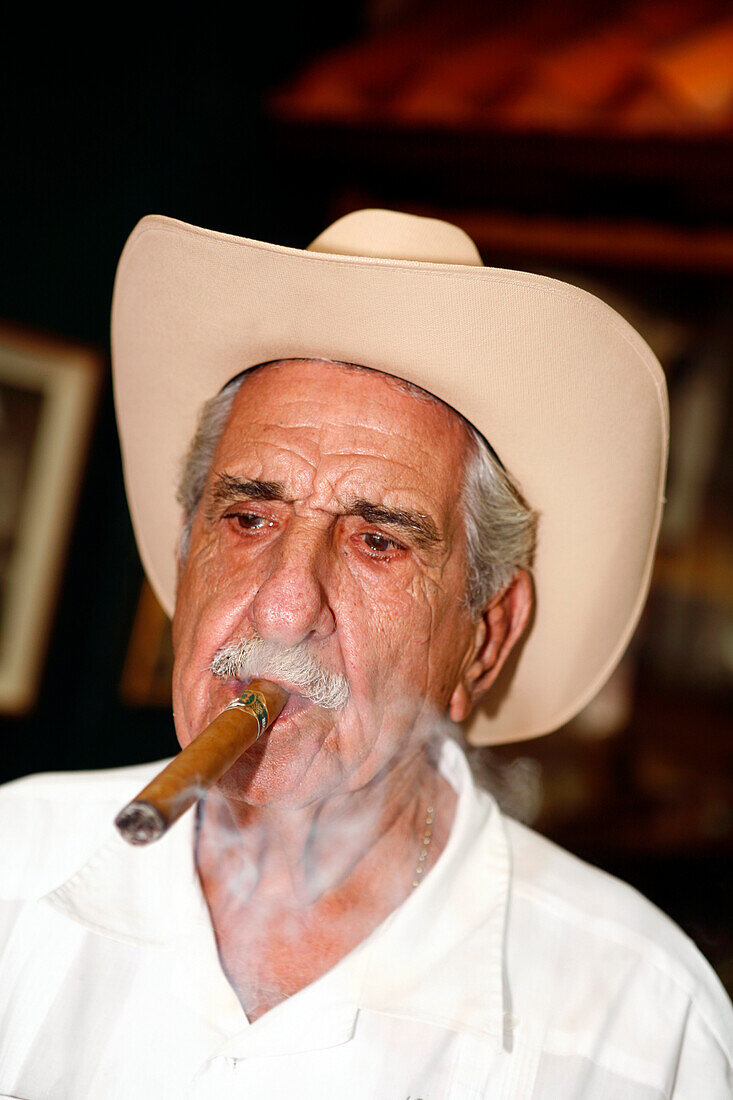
[224,678,315,721]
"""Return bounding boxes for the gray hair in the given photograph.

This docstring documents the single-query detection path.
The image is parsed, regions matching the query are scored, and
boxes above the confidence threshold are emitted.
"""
[176,363,538,618]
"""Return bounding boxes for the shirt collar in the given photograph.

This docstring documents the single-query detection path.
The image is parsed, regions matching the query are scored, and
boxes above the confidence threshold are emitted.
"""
[42,738,509,1046]
[356,739,509,1046]
[42,770,204,947]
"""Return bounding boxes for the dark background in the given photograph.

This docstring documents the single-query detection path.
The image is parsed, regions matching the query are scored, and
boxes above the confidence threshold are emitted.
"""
[0,17,357,779]
[2,5,731,991]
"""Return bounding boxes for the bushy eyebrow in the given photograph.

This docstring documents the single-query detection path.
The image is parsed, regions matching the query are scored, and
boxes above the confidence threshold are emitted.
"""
[207,474,442,549]
[344,498,441,549]
[206,474,286,520]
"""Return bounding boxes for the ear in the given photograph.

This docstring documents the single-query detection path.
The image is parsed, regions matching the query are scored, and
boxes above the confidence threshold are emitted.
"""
[448,569,533,723]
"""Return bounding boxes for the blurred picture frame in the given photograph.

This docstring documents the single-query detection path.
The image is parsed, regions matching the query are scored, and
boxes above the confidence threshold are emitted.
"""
[0,324,100,713]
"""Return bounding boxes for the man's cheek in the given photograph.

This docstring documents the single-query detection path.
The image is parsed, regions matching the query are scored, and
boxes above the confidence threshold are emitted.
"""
[181,525,254,597]
[186,553,242,606]
[381,575,438,652]
[341,596,434,702]
[179,554,261,649]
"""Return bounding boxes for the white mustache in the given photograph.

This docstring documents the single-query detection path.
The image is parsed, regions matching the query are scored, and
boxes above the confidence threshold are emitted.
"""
[210,635,350,710]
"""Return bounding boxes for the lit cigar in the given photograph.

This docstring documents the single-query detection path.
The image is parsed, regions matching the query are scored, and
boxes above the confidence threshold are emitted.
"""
[114,679,289,846]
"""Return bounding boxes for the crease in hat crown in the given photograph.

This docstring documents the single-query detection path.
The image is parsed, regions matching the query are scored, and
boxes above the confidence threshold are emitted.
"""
[306,209,484,266]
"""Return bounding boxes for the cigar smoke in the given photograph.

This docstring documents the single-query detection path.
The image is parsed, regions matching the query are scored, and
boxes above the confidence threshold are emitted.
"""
[211,635,350,710]
[465,743,543,824]
[192,698,543,1019]
[194,699,444,1019]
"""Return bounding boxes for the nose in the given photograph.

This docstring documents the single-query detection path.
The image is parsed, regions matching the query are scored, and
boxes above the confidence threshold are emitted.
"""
[249,519,336,646]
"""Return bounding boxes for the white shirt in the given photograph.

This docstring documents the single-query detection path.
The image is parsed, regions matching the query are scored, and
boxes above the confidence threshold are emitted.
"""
[0,739,731,1099]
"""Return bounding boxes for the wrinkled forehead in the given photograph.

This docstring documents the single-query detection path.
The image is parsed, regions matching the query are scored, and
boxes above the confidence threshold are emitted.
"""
[228,357,474,448]
[236,357,449,410]
[209,358,475,521]
[228,357,504,472]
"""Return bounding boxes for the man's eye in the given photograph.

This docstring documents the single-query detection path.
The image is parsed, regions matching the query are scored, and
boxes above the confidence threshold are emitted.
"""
[362,532,401,555]
[226,512,273,531]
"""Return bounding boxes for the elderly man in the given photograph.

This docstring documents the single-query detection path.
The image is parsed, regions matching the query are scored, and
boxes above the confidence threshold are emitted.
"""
[0,210,731,1097]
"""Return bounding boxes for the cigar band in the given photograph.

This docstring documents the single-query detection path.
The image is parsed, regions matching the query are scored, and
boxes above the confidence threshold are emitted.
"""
[224,689,270,736]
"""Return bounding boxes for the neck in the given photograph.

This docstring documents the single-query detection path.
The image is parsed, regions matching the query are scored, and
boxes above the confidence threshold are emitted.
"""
[195,745,453,912]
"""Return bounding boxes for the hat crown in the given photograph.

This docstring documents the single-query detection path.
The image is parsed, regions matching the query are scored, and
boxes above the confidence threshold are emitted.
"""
[307,208,484,266]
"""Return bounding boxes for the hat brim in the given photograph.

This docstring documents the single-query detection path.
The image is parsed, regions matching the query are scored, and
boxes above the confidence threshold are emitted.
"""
[111,215,668,745]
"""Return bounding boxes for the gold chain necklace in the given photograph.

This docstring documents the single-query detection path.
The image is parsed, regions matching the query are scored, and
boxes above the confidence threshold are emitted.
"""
[412,801,435,889]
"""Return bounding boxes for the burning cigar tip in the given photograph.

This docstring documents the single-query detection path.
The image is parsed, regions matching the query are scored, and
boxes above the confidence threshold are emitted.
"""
[114,802,165,845]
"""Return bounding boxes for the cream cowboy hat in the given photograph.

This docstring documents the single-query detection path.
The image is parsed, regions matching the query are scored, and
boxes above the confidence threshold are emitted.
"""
[111,209,668,745]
